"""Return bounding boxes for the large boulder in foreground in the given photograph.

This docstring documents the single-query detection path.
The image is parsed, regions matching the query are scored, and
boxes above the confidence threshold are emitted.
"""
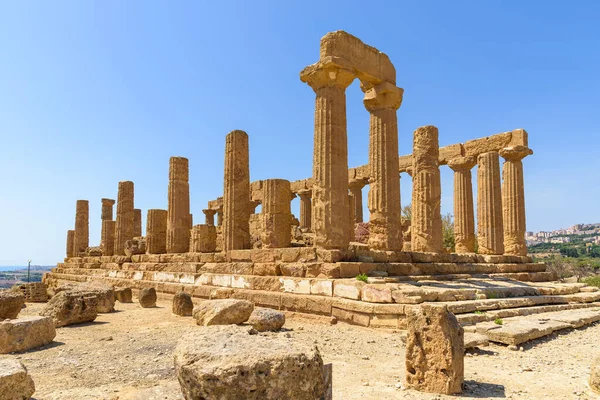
[248,307,285,332]
[39,291,98,327]
[0,358,35,399]
[192,299,253,326]
[405,304,464,395]
[0,291,25,320]
[0,316,56,354]
[174,325,325,400]
[172,292,193,316]
[591,356,600,393]
[138,288,157,308]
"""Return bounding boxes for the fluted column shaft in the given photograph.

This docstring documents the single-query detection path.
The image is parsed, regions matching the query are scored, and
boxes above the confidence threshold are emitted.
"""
[133,209,142,238]
[500,146,532,256]
[364,82,403,251]
[73,200,89,256]
[261,179,292,248]
[146,209,167,254]
[298,190,312,230]
[348,181,367,224]
[203,209,217,226]
[223,130,251,251]
[217,210,223,227]
[101,220,116,256]
[115,181,135,256]
[477,151,504,255]
[411,126,442,253]
[66,230,74,258]
[448,157,476,253]
[301,61,355,249]
[167,157,191,253]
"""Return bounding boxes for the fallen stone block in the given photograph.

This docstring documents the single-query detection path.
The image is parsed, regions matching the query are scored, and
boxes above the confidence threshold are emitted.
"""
[174,325,325,399]
[192,299,253,326]
[405,304,464,395]
[39,291,98,327]
[0,291,25,320]
[172,292,193,316]
[78,282,115,313]
[0,316,56,353]
[464,332,489,349]
[0,358,35,399]
[138,288,157,308]
[248,307,285,332]
[114,287,133,303]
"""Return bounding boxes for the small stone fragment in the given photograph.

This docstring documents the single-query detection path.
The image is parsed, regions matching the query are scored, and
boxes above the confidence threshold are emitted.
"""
[192,299,253,326]
[248,308,285,332]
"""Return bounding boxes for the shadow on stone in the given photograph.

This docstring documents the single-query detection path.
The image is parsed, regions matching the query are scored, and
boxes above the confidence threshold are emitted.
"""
[462,380,506,398]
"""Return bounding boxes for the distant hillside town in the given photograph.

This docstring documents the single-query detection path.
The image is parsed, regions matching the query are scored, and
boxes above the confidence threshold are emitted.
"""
[526,223,600,246]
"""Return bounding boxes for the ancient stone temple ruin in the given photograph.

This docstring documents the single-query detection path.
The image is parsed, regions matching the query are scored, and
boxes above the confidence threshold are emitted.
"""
[44,31,588,330]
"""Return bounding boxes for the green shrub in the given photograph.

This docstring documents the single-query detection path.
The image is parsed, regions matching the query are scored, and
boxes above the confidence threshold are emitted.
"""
[356,273,368,283]
[582,276,600,288]
[474,310,485,315]
[494,318,503,325]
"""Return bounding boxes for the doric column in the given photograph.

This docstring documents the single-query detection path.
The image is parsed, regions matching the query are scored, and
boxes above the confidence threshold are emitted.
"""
[217,209,223,227]
[223,130,251,251]
[447,157,476,253]
[297,190,312,230]
[348,179,367,224]
[167,157,191,253]
[66,230,74,258]
[348,193,356,243]
[364,82,403,251]
[203,209,217,226]
[133,209,142,238]
[500,146,533,256]
[114,181,135,256]
[146,209,168,254]
[101,220,116,256]
[73,200,89,256]
[261,179,292,248]
[101,198,115,221]
[477,151,504,255]
[411,126,442,253]
[300,59,355,249]
[190,224,217,253]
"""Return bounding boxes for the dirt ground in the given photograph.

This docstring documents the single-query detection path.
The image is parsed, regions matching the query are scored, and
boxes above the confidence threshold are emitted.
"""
[10,299,600,400]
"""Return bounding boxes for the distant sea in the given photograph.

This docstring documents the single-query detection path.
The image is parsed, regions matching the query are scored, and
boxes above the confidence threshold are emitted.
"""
[0,266,52,272]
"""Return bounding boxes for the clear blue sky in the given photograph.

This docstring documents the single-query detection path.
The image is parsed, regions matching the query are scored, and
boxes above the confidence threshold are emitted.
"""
[1,1,599,265]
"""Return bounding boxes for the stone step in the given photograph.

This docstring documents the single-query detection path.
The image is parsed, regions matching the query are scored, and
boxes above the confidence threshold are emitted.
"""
[457,301,600,325]
[475,308,600,345]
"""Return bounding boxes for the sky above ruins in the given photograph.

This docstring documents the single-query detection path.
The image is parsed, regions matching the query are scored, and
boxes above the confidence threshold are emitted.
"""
[1,1,599,264]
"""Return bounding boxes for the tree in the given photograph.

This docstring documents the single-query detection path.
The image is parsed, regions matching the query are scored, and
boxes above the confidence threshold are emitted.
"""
[401,204,412,221]
[442,213,455,252]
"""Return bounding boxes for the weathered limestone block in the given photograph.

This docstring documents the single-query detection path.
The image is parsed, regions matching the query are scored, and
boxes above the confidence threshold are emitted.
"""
[115,181,135,256]
[78,282,115,313]
[174,325,325,400]
[364,81,403,251]
[0,316,56,353]
[101,220,116,256]
[40,291,98,327]
[167,156,191,253]
[114,287,133,303]
[101,198,115,220]
[477,152,504,255]
[85,246,102,256]
[125,237,146,256]
[297,190,312,229]
[0,359,35,400]
[248,307,285,332]
[190,224,217,253]
[223,131,251,251]
[447,156,476,253]
[14,283,48,303]
[0,291,25,320]
[73,200,89,256]
[301,59,355,249]
[172,292,193,316]
[133,208,142,238]
[405,304,464,394]
[590,356,600,393]
[66,229,74,258]
[261,179,292,248]
[138,287,157,308]
[192,299,254,326]
[146,209,167,254]
[500,146,532,256]
[411,126,442,253]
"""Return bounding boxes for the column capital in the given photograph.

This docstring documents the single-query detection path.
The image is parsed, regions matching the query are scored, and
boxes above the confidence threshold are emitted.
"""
[300,57,355,91]
[499,146,533,161]
[349,177,369,190]
[405,167,414,177]
[363,81,404,112]
[101,198,115,206]
[202,209,217,217]
[447,156,476,172]
[297,189,312,199]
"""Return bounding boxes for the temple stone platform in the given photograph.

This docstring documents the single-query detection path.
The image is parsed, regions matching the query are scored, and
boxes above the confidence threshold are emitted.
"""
[43,248,600,333]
